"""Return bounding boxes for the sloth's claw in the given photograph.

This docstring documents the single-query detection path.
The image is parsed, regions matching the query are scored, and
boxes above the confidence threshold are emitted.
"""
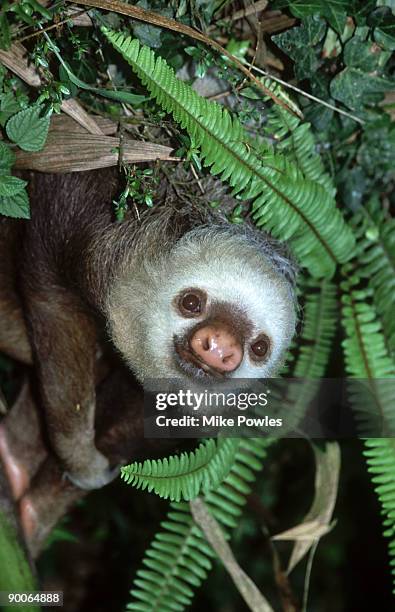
[0,424,30,500]
[19,494,38,540]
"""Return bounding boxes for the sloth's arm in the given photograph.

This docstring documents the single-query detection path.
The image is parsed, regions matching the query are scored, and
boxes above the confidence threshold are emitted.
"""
[24,287,114,490]
[0,367,169,558]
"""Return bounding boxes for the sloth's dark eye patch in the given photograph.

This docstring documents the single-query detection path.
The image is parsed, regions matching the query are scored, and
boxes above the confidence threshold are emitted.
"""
[177,289,207,318]
[250,335,270,360]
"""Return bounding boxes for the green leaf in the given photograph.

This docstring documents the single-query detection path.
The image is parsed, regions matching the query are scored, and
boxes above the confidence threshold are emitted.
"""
[132,19,163,49]
[357,118,395,177]
[6,104,51,152]
[330,66,394,112]
[27,0,52,20]
[291,278,338,378]
[0,189,30,219]
[0,175,27,197]
[344,37,391,71]
[288,0,348,33]
[226,39,250,61]
[131,0,173,49]
[348,0,376,25]
[0,509,39,609]
[0,13,11,51]
[0,92,22,127]
[272,16,326,80]
[322,4,347,34]
[371,7,395,51]
[0,142,15,172]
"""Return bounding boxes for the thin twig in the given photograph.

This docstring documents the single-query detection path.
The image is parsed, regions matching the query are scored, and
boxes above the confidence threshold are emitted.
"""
[190,163,205,194]
[15,9,89,43]
[244,61,365,125]
[224,0,268,23]
[208,90,232,101]
[190,497,274,612]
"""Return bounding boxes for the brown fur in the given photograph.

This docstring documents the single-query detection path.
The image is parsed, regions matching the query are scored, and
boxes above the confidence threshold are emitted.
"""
[1,167,296,491]
[0,218,32,364]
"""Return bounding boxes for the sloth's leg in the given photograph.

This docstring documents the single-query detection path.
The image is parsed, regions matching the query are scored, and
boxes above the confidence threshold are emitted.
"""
[0,379,47,501]
[18,369,147,557]
[0,297,32,364]
[24,290,116,490]
[20,458,84,558]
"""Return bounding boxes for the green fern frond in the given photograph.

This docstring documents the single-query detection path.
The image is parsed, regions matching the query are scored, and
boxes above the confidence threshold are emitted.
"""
[103,28,355,279]
[258,77,302,117]
[276,279,338,433]
[293,278,338,378]
[265,106,335,196]
[342,273,395,593]
[364,439,395,594]
[126,437,272,611]
[121,438,240,502]
[341,273,395,433]
[351,198,395,356]
[341,276,395,380]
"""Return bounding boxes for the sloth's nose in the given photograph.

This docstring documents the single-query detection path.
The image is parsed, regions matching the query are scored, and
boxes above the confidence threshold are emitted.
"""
[189,324,242,372]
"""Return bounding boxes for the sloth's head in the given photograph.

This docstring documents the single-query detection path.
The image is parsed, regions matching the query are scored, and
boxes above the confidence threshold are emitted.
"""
[106,224,297,383]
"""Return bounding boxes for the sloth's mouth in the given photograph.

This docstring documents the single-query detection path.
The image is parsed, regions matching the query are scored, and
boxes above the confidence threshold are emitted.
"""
[173,336,228,381]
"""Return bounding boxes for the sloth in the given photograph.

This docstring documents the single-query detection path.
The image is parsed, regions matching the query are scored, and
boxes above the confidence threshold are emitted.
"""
[0,168,297,494]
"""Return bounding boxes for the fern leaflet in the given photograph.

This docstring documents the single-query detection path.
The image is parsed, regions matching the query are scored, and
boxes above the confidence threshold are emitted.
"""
[264,105,335,196]
[293,278,338,378]
[121,438,240,502]
[351,198,395,357]
[364,439,395,595]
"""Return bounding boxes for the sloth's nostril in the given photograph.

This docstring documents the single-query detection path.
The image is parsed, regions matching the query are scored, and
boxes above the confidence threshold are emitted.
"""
[189,324,242,372]
[202,337,210,351]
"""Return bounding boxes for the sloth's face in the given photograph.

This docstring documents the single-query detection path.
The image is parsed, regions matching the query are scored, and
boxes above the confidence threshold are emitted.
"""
[171,286,280,380]
[107,230,296,383]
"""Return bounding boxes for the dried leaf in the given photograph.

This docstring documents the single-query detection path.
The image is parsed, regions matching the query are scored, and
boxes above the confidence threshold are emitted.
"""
[50,113,116,135]
[0,43,41,87]
[272,442,340,574]
[272,519,332,541]
[61,100,104,135]
[14,132,176,172]
[65,6,92,26]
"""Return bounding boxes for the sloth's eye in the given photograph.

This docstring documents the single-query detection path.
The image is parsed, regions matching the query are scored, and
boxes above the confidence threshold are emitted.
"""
[182,293,201,312]
[178,289,206,317]
[250,335,270,360]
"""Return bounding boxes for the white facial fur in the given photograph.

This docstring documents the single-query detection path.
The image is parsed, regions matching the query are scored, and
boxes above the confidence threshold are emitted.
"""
[106,228,296,382]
